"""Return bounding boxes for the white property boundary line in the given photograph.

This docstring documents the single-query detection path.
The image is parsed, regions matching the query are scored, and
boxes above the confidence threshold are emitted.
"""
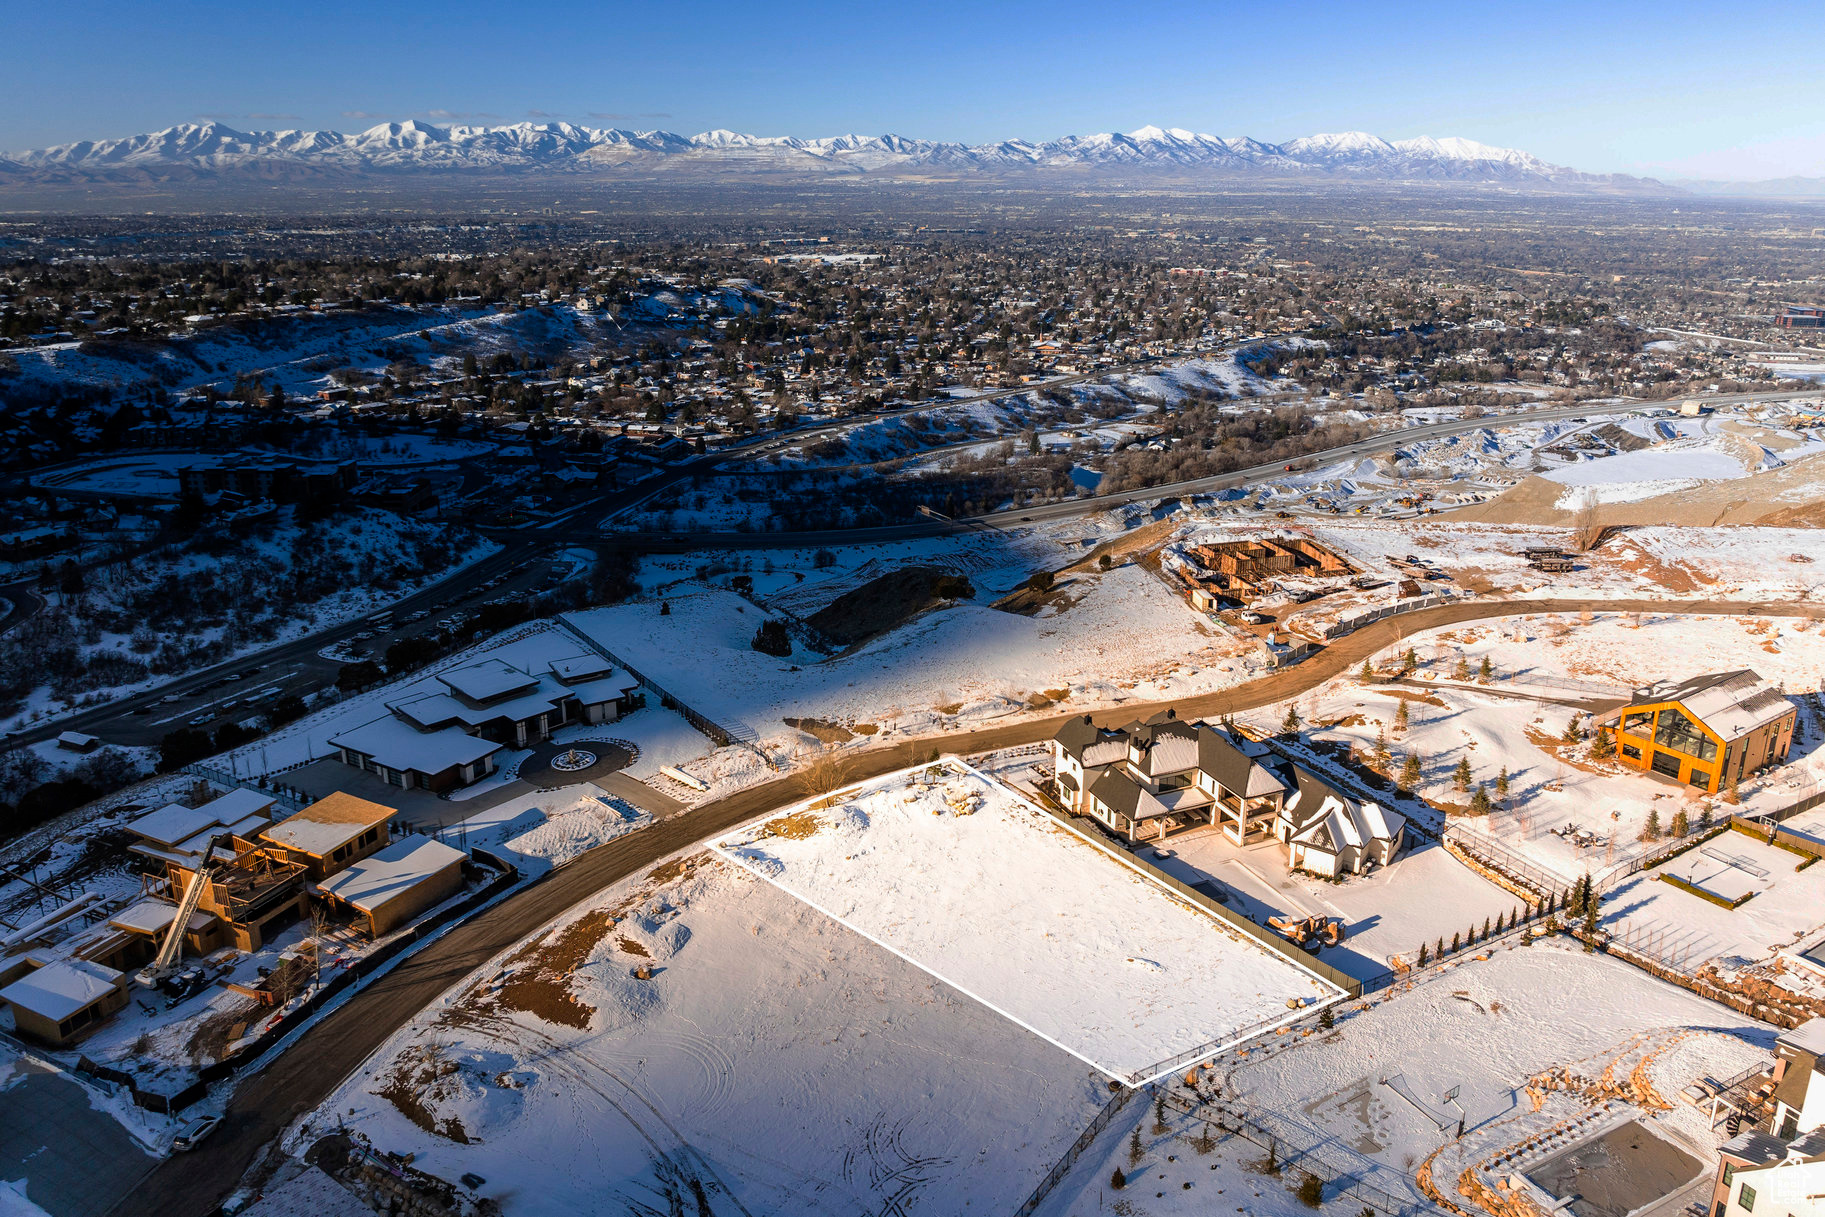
[710,756,1345,1089]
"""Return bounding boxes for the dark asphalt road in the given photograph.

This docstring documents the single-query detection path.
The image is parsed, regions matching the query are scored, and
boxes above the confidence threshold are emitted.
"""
[115,593,1824,1217]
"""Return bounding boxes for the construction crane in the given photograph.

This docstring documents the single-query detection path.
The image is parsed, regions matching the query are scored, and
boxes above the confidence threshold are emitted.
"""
[135,834,230,989]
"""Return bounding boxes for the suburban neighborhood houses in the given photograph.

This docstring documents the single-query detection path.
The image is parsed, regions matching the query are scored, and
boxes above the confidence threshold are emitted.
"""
[9,41,1825,1215]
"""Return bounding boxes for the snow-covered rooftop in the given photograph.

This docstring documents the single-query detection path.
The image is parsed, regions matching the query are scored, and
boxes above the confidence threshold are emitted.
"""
[108,898,214,937]
[0,958,123,1022]
[437,657,541,703]
[329,713,502,774]
[313,835,465,912]
[1631,669,1794,742]
[126,802,218,847]
[261,791,396,857]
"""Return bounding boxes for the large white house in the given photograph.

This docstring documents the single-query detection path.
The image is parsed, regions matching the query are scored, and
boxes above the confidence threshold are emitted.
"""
[1049,711,1404,876]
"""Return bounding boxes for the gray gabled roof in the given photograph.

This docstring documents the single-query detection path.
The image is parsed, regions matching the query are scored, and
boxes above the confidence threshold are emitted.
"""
[1197,726,1289,798]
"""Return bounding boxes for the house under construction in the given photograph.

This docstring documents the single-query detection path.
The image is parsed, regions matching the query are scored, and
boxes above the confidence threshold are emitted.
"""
[1179,536,1355,609]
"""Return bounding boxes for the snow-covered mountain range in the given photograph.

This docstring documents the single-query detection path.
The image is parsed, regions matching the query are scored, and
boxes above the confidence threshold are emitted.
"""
[0,121,1660,190]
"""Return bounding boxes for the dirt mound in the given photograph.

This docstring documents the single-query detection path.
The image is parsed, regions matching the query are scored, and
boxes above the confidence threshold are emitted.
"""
[1442,449,1825,529]
[805,565,973,647]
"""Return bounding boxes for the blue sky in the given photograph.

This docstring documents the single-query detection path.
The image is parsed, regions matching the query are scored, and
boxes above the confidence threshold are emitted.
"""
[4,0,1823,179]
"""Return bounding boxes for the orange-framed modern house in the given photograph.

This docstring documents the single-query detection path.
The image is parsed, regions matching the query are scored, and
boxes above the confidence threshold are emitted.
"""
[1596,670,1796,794]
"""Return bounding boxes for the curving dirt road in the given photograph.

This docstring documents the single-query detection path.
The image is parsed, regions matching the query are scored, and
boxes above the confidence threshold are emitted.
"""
[118,595,1819,1216]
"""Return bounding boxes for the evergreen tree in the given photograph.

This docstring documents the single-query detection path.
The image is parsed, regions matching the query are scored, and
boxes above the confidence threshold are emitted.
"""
[1417,942,1430,966]
[1281,703,1303,736]
[1483,916,1493,939]
[1319,1004,1334,1030]
[1401,646,1418,674]
[1400,752,1422,791]
[1111,1166,1127,1190]
[1299,1173,1324,1208]
[1359,658,1375,683]
[1642,808,1662,841]
[1454,655,1472,681]
[1374,724,1390,766]
[1479,655,1494,682]
[1395,700,1411,733]
[1562,713,1585,743]
[1496,766,1511,800]
[1436,936,1446,959]
[1454,755,1473,792]
[1725,771,1741,805]
[1451,931,1461,952]
[1672,809,1689,837]
[1129,1126,1143,1166]
[1591,729,1614,759]
[1470,783,1492,815]
[1699,806,1714,831]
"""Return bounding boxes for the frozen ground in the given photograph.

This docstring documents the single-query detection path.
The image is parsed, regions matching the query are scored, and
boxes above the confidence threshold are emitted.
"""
[714,762,1339,1084]
[288,852,1110,1217]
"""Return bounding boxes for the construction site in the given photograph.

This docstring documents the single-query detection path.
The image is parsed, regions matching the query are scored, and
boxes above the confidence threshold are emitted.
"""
[1174,535,1358,609]
[0,784,479,1081]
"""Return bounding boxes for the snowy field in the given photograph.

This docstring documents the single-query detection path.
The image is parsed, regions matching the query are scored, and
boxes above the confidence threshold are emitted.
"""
[1599,832,1825,972]
[290,852,1110,1217]
[566,563,1251,758]
[714,762,1340,1084]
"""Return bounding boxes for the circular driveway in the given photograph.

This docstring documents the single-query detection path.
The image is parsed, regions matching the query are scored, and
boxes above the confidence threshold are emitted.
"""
[516,738,637,789]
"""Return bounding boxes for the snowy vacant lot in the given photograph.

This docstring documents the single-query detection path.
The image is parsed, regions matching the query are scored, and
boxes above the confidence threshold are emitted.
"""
[714,762,1340,1084]
[293,854,1109,1217]
[565,565,1249,755]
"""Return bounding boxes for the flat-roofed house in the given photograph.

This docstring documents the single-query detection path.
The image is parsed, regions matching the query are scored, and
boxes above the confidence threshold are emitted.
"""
[1598,670,1796,794]
[124,788,276,868]
[312,835,466,937]
[259,792,396,881]
[0,958,129,1046]
[329,714,504,793]
[329,653,639,792]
